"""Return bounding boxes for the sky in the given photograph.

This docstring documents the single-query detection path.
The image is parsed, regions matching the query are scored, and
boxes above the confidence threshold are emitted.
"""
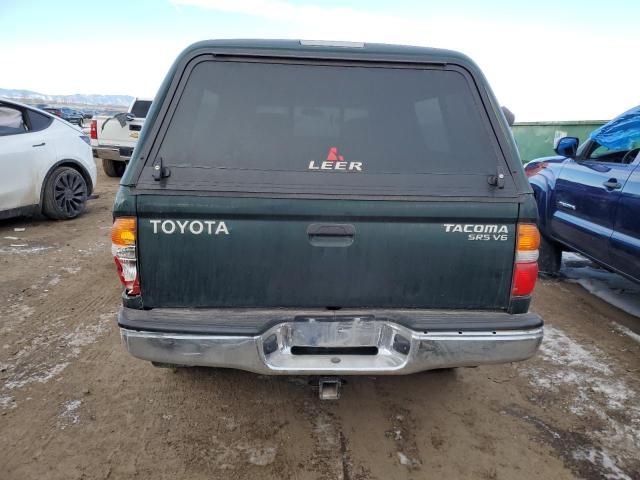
[0,0,638,121]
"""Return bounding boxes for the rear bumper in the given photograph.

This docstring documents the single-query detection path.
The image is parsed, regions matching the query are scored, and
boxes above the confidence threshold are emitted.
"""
[95,146,132,161]
[118,308,543,375]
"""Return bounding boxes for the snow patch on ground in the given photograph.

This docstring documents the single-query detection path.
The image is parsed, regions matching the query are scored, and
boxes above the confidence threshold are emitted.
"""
[58,399,82,428]
[62,321,109,356]
[5,304,34,321]
[247,446,277,466]
[1,313,113,395]
[562,253,640,319]
[612,323,640,344]
[0,394,17,410]
[0,245,52,255]
[77,241,107,257]
[397,452,419,467]
[529,326,635,414]
[1,304,35,335]
[202,437,277,469]
[537,325,611,376]
[61,266,81,275]
[572,448,633,480]
[522,325,640,477]
[4,362,69,390]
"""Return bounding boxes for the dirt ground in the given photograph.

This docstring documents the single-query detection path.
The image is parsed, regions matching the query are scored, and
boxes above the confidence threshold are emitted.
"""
[1,161,639,480]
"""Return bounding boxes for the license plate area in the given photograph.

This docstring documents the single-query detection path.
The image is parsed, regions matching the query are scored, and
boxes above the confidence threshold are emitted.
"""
[259,318,413,372]
[290,315,379,348]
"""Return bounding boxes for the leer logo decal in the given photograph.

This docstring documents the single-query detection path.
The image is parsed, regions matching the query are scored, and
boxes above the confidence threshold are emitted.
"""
[308,147,363,172]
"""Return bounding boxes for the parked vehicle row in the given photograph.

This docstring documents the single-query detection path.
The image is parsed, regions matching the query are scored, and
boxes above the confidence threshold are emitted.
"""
[42,106,85,126]
[526,106,640,283]
[0,99,97,220]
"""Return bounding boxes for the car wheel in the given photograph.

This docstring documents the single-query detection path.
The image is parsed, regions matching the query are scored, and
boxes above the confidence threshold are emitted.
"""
[42,167,88,220]
[102,159,127,177]
[78,118,83,128]
[538,234,562,276]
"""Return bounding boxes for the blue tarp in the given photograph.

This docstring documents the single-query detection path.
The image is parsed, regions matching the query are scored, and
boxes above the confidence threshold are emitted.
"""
[590,105,640,150]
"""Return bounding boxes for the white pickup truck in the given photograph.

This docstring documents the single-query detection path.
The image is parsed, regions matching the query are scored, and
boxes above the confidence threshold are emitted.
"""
[90,98,152,177]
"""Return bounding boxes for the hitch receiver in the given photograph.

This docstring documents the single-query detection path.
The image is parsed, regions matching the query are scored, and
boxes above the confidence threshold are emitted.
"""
[318,377,342,400]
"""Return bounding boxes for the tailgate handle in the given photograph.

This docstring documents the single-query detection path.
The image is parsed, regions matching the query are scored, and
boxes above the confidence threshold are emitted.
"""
[307,223,355,247]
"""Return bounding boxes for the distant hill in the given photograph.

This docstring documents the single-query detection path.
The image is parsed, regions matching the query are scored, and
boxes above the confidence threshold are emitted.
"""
[0,88,133,107]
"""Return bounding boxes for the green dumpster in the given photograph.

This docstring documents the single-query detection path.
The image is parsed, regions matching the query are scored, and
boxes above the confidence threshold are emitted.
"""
[512,120,607,163]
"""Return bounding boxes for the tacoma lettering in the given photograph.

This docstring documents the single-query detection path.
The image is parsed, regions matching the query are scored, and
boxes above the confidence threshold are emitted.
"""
[443,224,509,234]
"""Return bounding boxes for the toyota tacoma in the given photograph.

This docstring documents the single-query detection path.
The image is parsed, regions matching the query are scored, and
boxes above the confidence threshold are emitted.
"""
[111,40,543,397]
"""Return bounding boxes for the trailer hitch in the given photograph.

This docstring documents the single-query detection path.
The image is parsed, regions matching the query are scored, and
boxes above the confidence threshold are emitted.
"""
[317,377,342,400]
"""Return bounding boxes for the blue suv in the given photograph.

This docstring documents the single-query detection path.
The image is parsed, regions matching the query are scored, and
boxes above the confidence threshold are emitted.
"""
[526,106,640,282]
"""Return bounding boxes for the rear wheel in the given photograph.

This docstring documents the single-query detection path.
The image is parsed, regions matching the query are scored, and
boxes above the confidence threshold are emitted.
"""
[42,167,88,220]
[102,158,127,177]
[538,234,562,276]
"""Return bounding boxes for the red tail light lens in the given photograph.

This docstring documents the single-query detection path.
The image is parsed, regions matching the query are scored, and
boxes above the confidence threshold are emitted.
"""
[512,262,539,296]
[512,223,540,297]
[111,217,139,295]
[90,119,97,139]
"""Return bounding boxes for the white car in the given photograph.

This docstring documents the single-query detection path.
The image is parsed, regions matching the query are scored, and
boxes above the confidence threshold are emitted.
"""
[0,99,97,220]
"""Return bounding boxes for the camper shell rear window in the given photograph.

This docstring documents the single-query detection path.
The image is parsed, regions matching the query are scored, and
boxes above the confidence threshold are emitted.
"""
[138,59,514,197]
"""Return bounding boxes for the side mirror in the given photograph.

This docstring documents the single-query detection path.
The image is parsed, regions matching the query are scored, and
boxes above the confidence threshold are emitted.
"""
[554,136,579,157]
[125,113,135,122]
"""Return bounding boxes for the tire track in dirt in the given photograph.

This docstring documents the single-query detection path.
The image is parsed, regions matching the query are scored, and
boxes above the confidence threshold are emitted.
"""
[1,258,119,398]
[1,174,121,412]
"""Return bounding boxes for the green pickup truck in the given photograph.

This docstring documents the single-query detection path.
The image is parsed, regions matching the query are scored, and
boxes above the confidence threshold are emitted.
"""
[111,40,543,397]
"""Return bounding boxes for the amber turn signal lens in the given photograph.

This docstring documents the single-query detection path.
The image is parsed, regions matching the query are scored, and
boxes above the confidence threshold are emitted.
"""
[111,217,136,246]
[517,223,540,251]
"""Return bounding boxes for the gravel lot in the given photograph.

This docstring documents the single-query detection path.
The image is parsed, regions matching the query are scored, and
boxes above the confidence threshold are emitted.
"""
[1,161,639,480]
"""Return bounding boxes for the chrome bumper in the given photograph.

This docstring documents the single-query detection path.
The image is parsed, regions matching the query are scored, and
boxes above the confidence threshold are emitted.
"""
[120,318,542,375]
[95,147,129,161]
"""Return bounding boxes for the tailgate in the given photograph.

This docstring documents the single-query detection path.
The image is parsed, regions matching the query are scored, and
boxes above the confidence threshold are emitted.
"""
[98,117,143,148]
[132,59,521,310]
[137,196,517,309]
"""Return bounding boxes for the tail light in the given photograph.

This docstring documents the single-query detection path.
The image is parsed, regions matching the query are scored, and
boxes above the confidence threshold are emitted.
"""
[90,119,97,139]
[512,223,540,296]
[111,217,140,295]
